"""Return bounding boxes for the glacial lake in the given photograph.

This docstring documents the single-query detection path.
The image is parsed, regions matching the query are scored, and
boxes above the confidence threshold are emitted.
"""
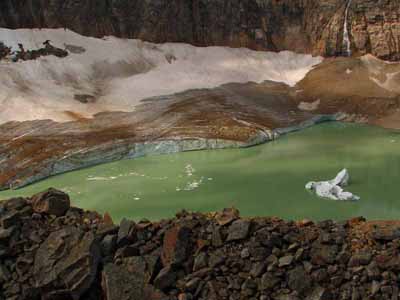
[1,122,400,222]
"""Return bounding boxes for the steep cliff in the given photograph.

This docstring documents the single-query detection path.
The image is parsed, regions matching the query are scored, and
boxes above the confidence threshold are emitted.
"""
[0,0,399,60]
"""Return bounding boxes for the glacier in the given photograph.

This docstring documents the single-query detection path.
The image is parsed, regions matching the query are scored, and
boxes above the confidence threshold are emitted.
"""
[0,28,323,123]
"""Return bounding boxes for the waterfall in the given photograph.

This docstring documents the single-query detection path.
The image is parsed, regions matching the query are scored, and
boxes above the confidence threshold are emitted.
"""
[343,0,352,56]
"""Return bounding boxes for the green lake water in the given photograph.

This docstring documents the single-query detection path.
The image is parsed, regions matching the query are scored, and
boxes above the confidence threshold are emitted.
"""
[1,122,400,222]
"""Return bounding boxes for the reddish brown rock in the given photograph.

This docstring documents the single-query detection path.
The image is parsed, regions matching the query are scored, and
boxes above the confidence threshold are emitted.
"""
[30,188,70,216]
[33,227,100,299]
[161,225,192,266]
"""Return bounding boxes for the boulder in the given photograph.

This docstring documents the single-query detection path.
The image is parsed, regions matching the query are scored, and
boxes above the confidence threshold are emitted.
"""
[33,227,100,299]
[117,218,136,246]
[279,255,294,267]
[30,188,70,216]
[102,255,162,300]
[101,234,117,257]
[161,225,192,266]
[306,286,332,300]
[227,220,251,241]
[261,273,280,290]
[288,266,311,294]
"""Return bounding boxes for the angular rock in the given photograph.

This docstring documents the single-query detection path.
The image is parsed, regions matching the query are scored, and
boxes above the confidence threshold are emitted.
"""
[193,252,208,271]
[261,273,280,290]
[33,227,100,299]
[250,262,266,278]
[279,255,294,267]
[311,244,338,265]
[101,234,117,257]
[288,266,311,294]
[30,188,70,216]
[227,220,251,242]
[208,252,225,268]
[4,197,27,211]
[102,262,166,300]
[211,226,224,247]
[0,226,15,242]
[348,252,372,267]
[161,225,192,266]
[154,266,177,291]
[117,218,136,246]
[0,210,21,229]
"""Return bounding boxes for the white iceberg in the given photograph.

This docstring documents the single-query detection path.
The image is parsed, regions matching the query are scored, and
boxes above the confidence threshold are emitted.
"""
[306,169,360,201]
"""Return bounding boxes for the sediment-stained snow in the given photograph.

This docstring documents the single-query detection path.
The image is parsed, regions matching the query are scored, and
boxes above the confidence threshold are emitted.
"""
[0,28,322,123]
[361,54,400,93]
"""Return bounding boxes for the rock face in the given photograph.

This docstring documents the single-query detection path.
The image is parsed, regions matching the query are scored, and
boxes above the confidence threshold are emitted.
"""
[33,228,100,299]
[2,189,400,299]
[0,0,399,60]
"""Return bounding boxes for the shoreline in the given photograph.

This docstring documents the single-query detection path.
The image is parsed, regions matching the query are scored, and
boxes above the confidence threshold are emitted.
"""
[3,113,341,191]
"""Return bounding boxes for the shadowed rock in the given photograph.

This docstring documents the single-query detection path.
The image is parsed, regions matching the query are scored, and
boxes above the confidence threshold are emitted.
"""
[30,188,70,216]
[161,225,192,267]
[2,190,400,299]
[33,227,100,299]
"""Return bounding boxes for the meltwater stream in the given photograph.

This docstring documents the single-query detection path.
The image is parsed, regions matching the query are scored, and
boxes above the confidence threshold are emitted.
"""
[343,0,352,56]
[1,122,400,222]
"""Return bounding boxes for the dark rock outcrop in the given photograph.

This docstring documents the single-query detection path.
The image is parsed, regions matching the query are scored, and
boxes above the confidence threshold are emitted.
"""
[2,189,400,299]
[0,0,399,60]
[0,40,68,62]
[33,228,100,299]
[30,188,70,216]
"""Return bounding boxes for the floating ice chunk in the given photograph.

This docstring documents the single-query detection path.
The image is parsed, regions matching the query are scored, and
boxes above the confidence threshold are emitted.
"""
[330,168,349,186]
[306,169,360,201]
[185,164,195,176]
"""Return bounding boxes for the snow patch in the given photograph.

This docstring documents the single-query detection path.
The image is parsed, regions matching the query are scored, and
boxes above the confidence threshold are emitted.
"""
[0,28,323,123]
[298,99,320,111]
[361,55,400,93]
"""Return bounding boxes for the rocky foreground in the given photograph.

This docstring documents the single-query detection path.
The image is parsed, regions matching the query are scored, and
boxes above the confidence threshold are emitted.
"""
[2,190,400,299]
